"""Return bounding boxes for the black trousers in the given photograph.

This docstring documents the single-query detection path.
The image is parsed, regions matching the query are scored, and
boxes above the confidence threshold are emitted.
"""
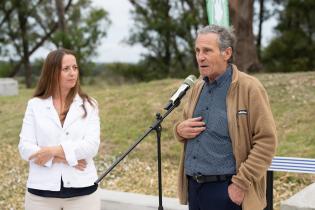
[188,176,242,210]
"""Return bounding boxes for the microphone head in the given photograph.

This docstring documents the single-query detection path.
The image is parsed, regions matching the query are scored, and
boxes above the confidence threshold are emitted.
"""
[184,75,197,86]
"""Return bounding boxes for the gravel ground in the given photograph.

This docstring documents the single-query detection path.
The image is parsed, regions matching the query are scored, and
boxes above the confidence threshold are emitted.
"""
[1,146,312,210]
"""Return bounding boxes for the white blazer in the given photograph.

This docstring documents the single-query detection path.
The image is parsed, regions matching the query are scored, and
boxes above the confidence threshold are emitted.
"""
[18,95,100,191]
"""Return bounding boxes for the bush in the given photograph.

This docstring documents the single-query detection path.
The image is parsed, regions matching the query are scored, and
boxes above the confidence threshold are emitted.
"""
[262,30,315,72]
[0,61,13,77]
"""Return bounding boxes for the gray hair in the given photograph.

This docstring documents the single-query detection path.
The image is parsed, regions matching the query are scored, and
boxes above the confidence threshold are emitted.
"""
[197,24,235,63]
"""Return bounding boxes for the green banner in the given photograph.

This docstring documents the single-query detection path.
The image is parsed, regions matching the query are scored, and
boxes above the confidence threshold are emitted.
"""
[206,0,229,27]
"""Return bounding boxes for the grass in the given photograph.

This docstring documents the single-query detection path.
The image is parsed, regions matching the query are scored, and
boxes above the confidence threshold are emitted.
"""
[1,71,315,209]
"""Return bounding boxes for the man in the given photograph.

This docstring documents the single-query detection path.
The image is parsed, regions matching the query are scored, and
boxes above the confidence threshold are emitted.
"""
[174,24,277,210]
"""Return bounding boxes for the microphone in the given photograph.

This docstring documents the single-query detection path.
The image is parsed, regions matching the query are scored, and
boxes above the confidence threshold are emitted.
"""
[164,75,197,110]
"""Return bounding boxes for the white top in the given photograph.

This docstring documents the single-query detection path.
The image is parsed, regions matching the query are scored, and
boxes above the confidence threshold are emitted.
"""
[18,95,100,191]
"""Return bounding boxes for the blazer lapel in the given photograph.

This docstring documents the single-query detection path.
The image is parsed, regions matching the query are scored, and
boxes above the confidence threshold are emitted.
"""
[63,94,84,129]
[42,96,62,128]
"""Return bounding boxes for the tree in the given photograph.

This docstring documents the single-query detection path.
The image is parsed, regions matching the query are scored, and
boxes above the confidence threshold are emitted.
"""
[55,0,67,46]
[0,0,110,87]
[254,0,280,60]
[256,0,267,60]
[0,0,73,87]
[229,0,261,72]
[127,0,262,79]
[172,0,208,76]
[262,0,315,72]
[128,0,175,79]
[50,0,111,78]
[127,0,208,79]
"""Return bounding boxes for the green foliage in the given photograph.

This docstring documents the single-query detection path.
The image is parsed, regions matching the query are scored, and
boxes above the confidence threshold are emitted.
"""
[128,0,207,79]
[103,60,199,82]
[262,0,315,72]
[30,58,44,77]
[0,61,13,77]
[105,62,148,82]
[0,1,25,55]
[49,0,111,77]
[0,0,111,86]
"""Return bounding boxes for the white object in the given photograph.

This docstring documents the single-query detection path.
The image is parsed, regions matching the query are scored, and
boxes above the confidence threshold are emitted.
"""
[0,78,18,96]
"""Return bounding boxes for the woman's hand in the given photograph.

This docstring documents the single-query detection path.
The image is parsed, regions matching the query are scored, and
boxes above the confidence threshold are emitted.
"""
[52,156,68,164]
[53,157,87,171]
[29,147,54,166]
[74,159,87,171]
[30,147,87,170]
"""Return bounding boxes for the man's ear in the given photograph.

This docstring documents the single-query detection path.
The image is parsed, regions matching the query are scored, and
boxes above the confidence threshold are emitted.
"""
[222,47,232,61]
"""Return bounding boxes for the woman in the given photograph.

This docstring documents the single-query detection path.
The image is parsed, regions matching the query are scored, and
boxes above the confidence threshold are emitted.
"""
[18,49,100,210]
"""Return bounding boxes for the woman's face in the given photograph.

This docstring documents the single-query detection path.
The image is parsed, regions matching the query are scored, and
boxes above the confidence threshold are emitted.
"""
[59,54,79,92]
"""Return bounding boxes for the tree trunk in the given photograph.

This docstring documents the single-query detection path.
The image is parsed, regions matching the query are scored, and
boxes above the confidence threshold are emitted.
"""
[163,1,171,76]
[18,2,32,88]
[8,0,72,78]
[55,0,66,31]
[24,58,32,88]
[229,0,261,72]
[55,0,67,47]
[8,23,59,77]
[257,0,265,60]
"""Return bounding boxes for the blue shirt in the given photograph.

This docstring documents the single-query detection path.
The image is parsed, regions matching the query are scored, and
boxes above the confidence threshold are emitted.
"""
[184,65,236,176]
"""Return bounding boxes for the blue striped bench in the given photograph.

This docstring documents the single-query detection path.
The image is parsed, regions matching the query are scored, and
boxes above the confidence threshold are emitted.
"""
[269,156,315,174]
[264,156,315,210]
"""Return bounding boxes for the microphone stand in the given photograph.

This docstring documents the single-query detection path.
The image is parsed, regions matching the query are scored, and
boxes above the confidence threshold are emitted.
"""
[95,100,181,210]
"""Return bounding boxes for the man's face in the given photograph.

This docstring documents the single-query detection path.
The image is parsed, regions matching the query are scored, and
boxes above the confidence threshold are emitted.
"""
[195,33,230,80]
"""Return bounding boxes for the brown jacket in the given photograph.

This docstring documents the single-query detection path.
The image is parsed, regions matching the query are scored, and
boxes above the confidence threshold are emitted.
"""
[174,65,277,210]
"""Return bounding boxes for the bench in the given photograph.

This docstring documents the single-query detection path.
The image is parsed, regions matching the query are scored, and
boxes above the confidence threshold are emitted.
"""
[264,156,315,210]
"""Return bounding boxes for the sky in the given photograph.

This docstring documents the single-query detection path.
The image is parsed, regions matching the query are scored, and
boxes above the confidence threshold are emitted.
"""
[32,0,278,63]
[90,0,147,63]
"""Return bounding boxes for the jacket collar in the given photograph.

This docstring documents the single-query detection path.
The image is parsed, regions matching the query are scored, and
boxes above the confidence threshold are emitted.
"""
[73,94,84,105]
[42,94,84,129]
[64,95,84,129]
[230,64,240,87]
[43,94,83,108]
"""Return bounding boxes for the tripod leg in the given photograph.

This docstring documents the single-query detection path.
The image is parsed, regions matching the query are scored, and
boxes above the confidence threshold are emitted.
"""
[156,113,164,210]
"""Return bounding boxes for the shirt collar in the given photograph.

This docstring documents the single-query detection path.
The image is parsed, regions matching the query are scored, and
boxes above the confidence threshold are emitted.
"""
[203,64,232,86]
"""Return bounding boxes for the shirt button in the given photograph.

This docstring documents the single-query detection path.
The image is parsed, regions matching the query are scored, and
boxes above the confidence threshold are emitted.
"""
[193,156,196,159]
[67,181,70,185]
[66,132,69,135]
[206,107,209,110]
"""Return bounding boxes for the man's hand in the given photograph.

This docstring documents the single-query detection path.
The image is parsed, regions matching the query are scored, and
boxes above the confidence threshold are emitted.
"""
[228,183,245,206]
[176,117,206,139]
[29,147,54,166]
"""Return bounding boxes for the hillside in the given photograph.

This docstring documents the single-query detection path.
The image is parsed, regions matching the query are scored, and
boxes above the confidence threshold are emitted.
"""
[0,71,314,209]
